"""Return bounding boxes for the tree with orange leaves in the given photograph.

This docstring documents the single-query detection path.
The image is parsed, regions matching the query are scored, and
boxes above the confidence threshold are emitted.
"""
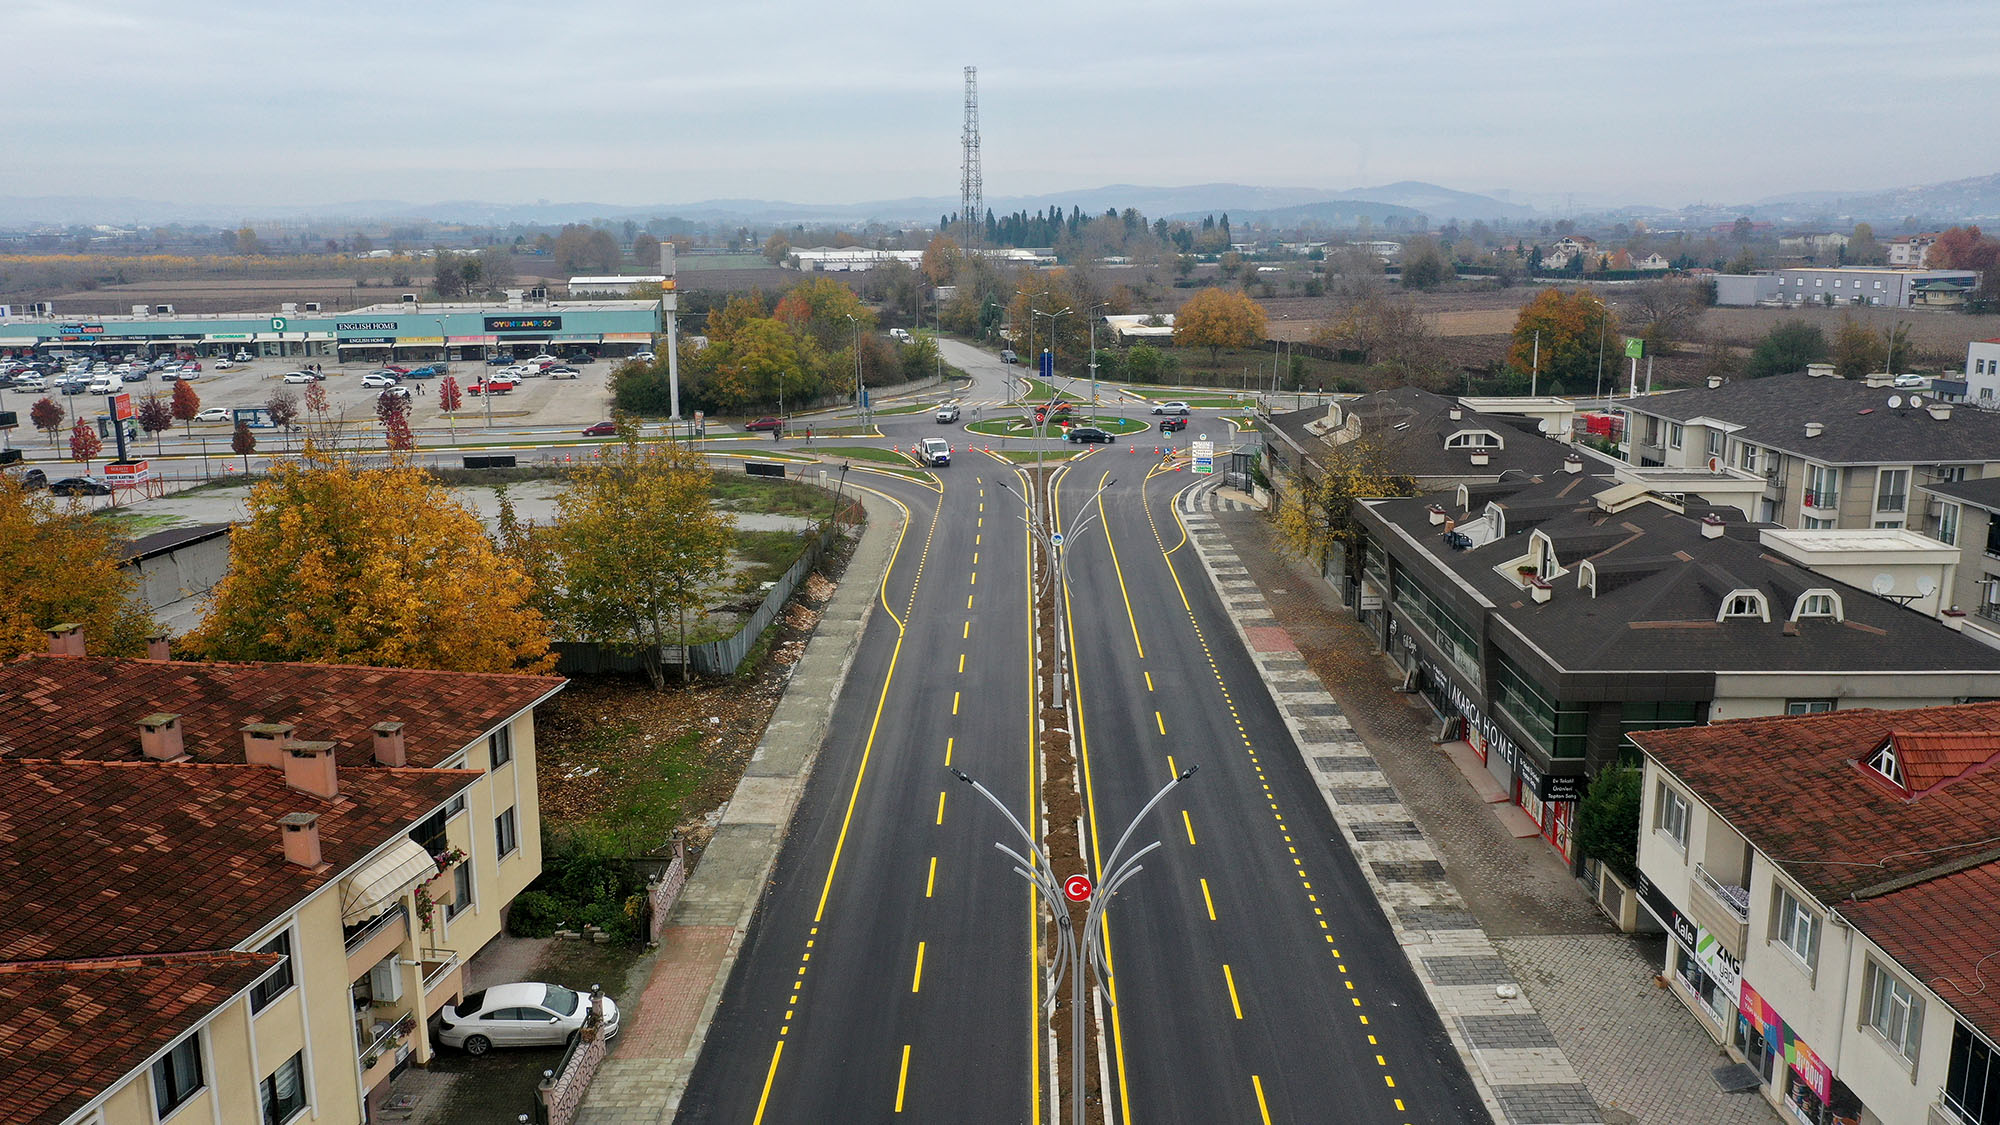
[1507,287,1612,392]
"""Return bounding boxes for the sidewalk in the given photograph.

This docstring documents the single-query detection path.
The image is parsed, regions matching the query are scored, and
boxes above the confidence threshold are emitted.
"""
[574,491,903,1125]
[1198,502,1778,1125]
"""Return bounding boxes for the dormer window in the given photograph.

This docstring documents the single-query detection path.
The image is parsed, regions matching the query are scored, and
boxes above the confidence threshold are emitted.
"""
[1866,740,1904,788]
[1792,590,1843,622]
[1718,590,1770,622]
[1446,431,1499,449]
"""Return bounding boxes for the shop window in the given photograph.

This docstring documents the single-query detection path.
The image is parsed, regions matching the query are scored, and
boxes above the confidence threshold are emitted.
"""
[1655,783,1690,852]
[1673,941,1730,1025]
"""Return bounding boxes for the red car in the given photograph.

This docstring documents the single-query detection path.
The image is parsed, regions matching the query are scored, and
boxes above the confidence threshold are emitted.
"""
[744,417,784,432]
[582,421,618,436]
[381,364,411,375]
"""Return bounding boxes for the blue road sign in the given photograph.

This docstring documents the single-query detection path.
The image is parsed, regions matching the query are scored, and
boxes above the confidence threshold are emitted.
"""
[1039,349,1053,379]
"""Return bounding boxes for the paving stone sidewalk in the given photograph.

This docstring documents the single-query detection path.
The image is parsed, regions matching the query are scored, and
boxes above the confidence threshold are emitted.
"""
[1192,493,1778,1125]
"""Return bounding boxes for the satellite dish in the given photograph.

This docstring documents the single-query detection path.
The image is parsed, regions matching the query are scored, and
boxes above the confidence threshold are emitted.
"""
[1872,574,1897,595]
[1910,394,1924,407]
[1919,576,1938,597]
[1887,395,1903,409]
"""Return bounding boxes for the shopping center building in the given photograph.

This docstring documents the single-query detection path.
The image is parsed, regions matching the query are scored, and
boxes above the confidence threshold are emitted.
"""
[0,295,661,365]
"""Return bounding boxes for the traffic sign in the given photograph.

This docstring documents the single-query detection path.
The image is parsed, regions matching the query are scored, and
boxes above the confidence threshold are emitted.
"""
[1063,874,1093,902]
[1191,439,1215,476]
[1039,349,1054,379]
[1050,532,1064,549]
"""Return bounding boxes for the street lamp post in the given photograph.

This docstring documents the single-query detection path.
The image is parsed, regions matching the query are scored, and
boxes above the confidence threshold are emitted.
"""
[998,474,1113,711]
[844,313,867,431]
[952,764,1197,1125]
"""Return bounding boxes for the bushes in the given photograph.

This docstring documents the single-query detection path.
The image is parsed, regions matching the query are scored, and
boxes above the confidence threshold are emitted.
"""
[1576,766,1643,883]
[505,832,650,943]
[506,890,565,938]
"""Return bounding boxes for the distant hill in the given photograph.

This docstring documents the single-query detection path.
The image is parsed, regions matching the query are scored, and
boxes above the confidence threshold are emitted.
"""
[1751,171,2000,224]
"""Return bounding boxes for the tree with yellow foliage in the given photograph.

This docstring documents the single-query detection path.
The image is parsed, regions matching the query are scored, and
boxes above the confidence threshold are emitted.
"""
[1507,288,1612,391]
[1273,439,1417,569]
[1174,287,1267,364]
[546,435,735,687]
[183,444,553,673]
[0,476,152,660]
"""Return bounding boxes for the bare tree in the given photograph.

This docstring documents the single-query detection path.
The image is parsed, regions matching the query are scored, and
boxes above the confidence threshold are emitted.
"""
[1625,280,1706,354]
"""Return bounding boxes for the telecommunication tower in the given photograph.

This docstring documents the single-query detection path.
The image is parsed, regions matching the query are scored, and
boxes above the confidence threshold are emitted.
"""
[959,66,982,248]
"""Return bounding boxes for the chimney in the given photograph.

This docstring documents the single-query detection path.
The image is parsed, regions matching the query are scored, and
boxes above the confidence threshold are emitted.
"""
[283,740,340,800]
[1928,402,1954,421]
[1700,514,1726,539]
[1705,375,1723,389]
[371,721,408,767]
[241,722,295,768]
[1427,504,1448,526]
[1865,372,1893,388]
[1944,608,1968,632]
[1563,453,1584,475]
[1804,421,1824,439]
[1469,449,1490,466]
[145,631,172,661]
[1530,578,1552,604]
[1806,363,1835,379]
[279,812,323,869]
[138,713,185,762]
[45,623,83,657]
[1449,406,1463,421]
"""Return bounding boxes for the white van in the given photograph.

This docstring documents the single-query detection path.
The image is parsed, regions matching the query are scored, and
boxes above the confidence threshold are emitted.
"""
[889,328,913,343]
[85,374,123,394]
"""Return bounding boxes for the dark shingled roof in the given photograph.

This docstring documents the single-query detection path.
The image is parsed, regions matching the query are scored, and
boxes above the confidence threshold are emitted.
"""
[1363,472,2000,674]
[1624,372,2000,464]
[0,952,280,1125]
[1923,476,2000,512]
[0,655,564,769]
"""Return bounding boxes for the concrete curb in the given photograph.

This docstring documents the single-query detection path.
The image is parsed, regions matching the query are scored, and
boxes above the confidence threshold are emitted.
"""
[1172,476,1603,1125]
[576,490,906,1124]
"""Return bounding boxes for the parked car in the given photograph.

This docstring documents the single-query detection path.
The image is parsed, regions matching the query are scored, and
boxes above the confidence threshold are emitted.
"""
[1064,426,1115,444]
[11,468,47,491]
[915,437,951,467]
[1892,373,1927,388]
[214,358,234,370]
[563,353,596,364]
[380,364,410,375]
[1158,416,1189,433]
[935,403,961,423]
[582,421,619,437]
[888,328,913,343]
[487,372,523,388]
[85,376,122,394]
[361,371,401,388]
[436,983,620,1057]
[405,364,443,379]
[526,354,558,366]
[1150,401,1190,416]
[546,365,580,379]
[378,386,413,401]
[1000,349,1018,364]
[282,371,319,384]
[486,354,512,366]
[633,350,657,363]
[467,380,513,395]
[233,351,253,362]
[744,416,784,432]
[50,476,111,496]
[193,407,233,423]
[10,375,45,392]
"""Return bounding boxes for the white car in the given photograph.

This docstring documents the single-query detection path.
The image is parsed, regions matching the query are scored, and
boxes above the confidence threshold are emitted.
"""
[233,351,253,362]
[437,983,619,1056]
[377,385,412,400]
[633,351,656,363]
[11,375,46,392]
[213,358,234,370]
[193,407,233,423]
[361,372,401,388]
[282,371,318,384]
[1150,401,1191,416]
[525,354,558,366]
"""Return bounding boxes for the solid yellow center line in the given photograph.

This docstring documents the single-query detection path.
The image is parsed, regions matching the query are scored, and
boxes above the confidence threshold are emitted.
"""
[912,942,927,992]
[895,1044,912,1112]
[1182,810,1197,846]
[1251,1075,1272,1124]
[935,791,946,825]
[753,1041,787,1124]
[1200,878,1217,920]
[926,857,937,898]
[944,736,954,765]
[1223,964,1244,1019]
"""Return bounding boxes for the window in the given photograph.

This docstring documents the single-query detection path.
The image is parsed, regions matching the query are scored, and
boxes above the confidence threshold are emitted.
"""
[1803,517,1835,530]
[446,854,474,920]
[1655,782,1690,851]
[409,808,448,857]
[1774,885,1821,970]
[1720,591,1769,621]
[1940,503,1962,546]
[1946,1021,2000,1125]
[1877,468,1909,513]
[495,807,518,858]
[1864,961,1924,1063]
[152,1031,205,1117]
[1786,700,1836,715]
[489,726,512,769]
[446,794,466,819]
[260,1052,306,1125]
[1706,430,1723,459]
[1738,444,1758,473]
[1792,591,1841,621]
[1873,519,1904,530]
[248,932,294,1014]
[1668,423,1684,449]
[1940,465,1969,484]
[1804,464,1839,510]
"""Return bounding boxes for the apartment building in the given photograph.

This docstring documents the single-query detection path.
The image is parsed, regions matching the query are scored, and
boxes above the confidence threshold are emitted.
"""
[1619,370,2000,531]
[1964,339,2000,406]
[1348,465,2000,868]
[0,640,564,1125]
[1766,266,1978,308]
[1632,702,2000,1125]
[1887,233,1941,267]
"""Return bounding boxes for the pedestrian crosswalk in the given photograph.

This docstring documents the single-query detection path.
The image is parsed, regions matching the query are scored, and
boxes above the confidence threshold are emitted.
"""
[1177,480,1255,514]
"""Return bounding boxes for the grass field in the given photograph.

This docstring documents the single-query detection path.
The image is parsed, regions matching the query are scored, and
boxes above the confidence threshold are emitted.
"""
[810,445,912,465]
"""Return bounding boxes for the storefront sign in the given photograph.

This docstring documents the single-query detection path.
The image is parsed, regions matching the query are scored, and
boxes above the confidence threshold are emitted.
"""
[1639,872,1744,1004]
[484,316,562,332]
[339,337,396,345]
[1412,650,1519,771]
[58,323,104,335]
[1543,772,1584,801]
[336,321,399,332]
[1788,1036,1832,1102]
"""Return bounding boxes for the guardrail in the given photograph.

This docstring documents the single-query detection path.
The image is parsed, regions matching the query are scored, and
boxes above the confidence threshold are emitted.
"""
[1694,863,1751,923]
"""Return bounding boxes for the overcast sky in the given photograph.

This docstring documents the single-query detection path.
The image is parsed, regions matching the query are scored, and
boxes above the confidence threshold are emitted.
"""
[13,0,1997,214]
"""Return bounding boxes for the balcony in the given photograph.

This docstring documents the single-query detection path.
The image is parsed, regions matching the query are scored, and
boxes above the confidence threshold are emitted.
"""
[1802,490,1839,511]
[357,1010,415,1091]
[345,904,409,982]
[421,953,464,1017]
[1688,863,1750,957]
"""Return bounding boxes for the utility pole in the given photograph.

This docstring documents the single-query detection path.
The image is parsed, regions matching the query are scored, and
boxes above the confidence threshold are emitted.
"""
[1530,329,1540,398]
[662,242,682,420]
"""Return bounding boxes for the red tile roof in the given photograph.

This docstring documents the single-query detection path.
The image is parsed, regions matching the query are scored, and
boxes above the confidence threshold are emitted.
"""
[1843,864,2000,1040]
[0,759,473,962]
[1633,703,2000,904]
[1890,731,2000,793]
[0,951,280,1125]
[0,656,564,769]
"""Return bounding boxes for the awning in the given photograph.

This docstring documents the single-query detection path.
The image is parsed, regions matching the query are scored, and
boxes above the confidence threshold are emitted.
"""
[0,337,39,347]
[340,837,436,926]
[448,335,496,345]
[398,336,444,346]
[602,333,654,343]
[492,339,548,347]
[337,341,394,349]
[550,334,601,343]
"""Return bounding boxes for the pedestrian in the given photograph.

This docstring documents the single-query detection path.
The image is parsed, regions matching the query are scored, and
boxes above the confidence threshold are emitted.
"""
[806,425,813,443]
[772,425,782,443]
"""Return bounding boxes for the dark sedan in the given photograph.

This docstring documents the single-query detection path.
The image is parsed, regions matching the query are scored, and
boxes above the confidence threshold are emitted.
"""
[50,476,111,496]
[1064,426,1115,444]
[1158,416,1188,433]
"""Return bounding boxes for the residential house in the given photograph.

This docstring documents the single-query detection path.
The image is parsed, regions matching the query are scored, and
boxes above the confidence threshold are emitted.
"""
[1261,388,1573,499]
[1887,233,1941,267]
[1920,477,2000,652]
[1964,339,2000,407]
[1618,370,2000,530]
[0,640,565,1125]
[1349,465,2000,869]
[1636,252,1672,271]
[1631,703,2000,1125]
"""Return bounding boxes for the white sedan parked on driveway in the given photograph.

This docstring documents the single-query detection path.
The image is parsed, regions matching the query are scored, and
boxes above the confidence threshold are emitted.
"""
[436,983,619,1056]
